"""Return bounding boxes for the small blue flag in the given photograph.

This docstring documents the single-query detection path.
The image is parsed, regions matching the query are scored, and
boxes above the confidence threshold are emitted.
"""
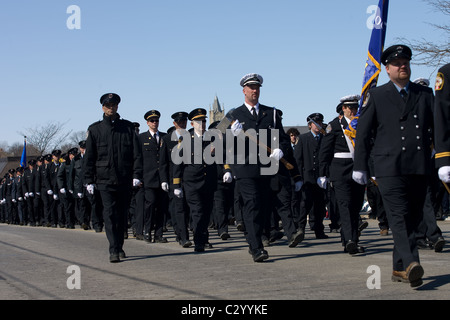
[345,0,389,146]
[20,136,27,167]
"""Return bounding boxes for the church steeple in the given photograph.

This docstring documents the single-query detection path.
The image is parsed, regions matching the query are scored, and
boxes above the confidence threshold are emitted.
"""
[209,95,225,124]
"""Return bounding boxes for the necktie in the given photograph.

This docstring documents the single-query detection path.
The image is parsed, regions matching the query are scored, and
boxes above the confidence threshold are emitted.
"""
[251,107,257,120]
[400,89,408,102]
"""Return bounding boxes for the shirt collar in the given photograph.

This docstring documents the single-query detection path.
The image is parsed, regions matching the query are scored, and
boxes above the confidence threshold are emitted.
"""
[393,81,410,93]
[244,102,260,114]
[310,130,320,138]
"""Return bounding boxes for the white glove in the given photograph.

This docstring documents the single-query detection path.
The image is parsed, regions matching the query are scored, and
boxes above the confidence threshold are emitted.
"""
[352,170,368,185]
[36,192,40,196]
[231,120,243,136]
[12,199,16,203]
[29,192,34,197]
[60,188,66,194]
[223,172,233,183]
[53,194,59,200]
[294,181,303,192]
[47,189,54,195]
[133,179,142,187]
[317,177,328,189]
[25,192,29,197]
[270,148,284,161]
[18,197,23,201]
[161,182,169,192]
[174,188,183,198]
[69,190,74,194]
[438,166,450,183]
[77,193,83,198]
[86,184,95,195]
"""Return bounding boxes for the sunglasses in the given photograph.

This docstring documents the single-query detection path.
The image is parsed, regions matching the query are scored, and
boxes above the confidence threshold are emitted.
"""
[148,119,159,123]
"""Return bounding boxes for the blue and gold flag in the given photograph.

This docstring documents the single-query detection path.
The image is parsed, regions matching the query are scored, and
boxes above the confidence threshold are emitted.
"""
[345,0,389,145]
[20,136,26,167]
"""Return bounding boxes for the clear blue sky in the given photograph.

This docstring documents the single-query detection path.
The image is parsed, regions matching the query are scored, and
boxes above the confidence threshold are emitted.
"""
[0,0,447,146]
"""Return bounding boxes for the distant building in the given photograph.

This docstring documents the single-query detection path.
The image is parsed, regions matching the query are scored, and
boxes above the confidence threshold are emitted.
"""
[209,95,225,124]
[0,157,22,178]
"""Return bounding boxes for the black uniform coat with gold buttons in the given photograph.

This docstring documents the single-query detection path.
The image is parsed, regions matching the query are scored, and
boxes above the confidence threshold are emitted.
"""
[173,130,222,192]
[353,81,434,177]
[434,63,450,169]
[139,130,166,189]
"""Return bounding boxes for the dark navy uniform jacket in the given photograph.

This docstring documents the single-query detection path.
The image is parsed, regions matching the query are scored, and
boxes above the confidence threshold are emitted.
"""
[139,130,166,189]
[294,131,323,184]
[230,104,290,179]
[319,116,354,182]
[354,81,434,177]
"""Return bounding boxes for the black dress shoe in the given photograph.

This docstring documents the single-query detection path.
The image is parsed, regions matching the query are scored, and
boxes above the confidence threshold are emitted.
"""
[119,251,127,259]
[135,234,144,240]
[416,239,432,250]
[236,223,245,231]
[345,240,358,255]
[356,245,365,253]
[252,249,269,262]
[109,254,120,263]
[154,237,168,243]
[180,240,192,248]
[194,245,205,252]
[358,220,369,232]
[433,237,446,252]
[220,232,230,240]
[288,230,304,248]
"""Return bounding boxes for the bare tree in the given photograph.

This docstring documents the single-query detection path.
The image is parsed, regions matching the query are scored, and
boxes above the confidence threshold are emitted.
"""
[19,121,73,155]
[398,0,450,71]
[69,130,88,146]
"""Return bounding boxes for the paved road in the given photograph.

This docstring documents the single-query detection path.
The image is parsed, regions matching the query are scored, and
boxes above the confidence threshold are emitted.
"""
[1,218,449,304]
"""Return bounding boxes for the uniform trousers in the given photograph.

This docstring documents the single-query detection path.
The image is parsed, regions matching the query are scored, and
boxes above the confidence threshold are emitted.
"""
[26,196,36,224]
[376,175,427,271]
[416,181,443,243]
[236,177,271,252]
[171,187,190,242]
[184,186,213,246]
[134,188,145,236]
[271,174,298,240]
[299,182,326,235]
[333,179,365,244]
[99,189,131,255]
[87,190,103,230]
[213,181,234,236]
[144,187,167,238]
[366,180,389,230]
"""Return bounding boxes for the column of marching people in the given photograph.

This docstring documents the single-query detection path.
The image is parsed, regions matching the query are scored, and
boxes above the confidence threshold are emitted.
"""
[1,59,449,277]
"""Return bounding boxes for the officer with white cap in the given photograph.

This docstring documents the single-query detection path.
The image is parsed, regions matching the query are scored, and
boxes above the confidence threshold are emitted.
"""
[318,94,366,254]
[229,73,291,262]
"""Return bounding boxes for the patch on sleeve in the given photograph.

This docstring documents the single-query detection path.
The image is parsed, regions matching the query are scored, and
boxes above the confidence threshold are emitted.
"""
[435,72,444,91]
[362,92,370,108]
[326,124,332,134]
